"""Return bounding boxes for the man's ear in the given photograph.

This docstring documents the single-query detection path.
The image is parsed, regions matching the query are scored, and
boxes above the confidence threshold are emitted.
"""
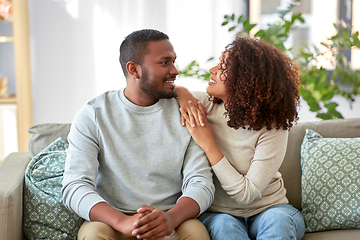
[126,61,141,79]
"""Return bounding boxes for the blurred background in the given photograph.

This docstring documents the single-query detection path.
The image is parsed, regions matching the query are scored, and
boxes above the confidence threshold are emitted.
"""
[0,0,359,159]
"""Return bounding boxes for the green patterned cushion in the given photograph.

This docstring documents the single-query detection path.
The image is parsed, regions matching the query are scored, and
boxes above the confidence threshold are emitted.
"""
[301,129,360,233]
[23,138,84,239]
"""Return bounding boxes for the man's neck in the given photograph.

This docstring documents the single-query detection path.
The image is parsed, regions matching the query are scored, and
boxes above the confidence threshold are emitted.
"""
[123,87,159,107]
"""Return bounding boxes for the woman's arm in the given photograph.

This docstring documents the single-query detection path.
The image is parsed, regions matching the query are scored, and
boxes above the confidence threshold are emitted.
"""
[211,129,288,206]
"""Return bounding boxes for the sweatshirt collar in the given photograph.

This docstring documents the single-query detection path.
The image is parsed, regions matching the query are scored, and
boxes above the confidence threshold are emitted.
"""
[118,88,164,113]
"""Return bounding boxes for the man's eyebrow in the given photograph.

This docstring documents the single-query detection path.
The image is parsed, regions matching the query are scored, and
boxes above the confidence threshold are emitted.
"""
[158,56,177,61]
[160,56,175,59]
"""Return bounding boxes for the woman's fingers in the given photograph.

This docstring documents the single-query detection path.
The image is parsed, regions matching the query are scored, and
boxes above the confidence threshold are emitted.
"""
[180,107,196,127]
[180,113,186,126]
[197,101,207,127]
[180,101,208,128]
[188,101,200,127]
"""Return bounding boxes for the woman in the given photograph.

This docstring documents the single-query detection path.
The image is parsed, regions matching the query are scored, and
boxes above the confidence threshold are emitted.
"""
[176,37,305,240]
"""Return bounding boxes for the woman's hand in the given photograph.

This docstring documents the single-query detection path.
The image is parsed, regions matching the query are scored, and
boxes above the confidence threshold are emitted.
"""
[180,99,208,127]
[180,101,214,149]
[175,86,207,127]
[180,101,224,166]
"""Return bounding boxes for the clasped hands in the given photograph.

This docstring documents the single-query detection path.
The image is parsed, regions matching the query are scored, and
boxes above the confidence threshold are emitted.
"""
[126,205,174,240]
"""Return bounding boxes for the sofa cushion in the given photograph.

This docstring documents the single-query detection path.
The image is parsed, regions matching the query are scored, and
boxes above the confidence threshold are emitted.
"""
[280,118,360,211]
[301,129,360,233]
[23,137,84,239]
[28,123,71,157]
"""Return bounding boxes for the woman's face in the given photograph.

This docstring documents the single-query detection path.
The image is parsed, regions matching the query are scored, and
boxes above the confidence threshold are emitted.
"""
[207,52,228,102]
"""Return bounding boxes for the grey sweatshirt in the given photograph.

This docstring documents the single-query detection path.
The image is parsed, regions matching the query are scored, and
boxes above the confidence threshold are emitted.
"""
[61,89,215,221]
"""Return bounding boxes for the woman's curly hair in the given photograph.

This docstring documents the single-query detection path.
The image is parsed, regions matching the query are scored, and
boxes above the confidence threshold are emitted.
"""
[213,37,301,131]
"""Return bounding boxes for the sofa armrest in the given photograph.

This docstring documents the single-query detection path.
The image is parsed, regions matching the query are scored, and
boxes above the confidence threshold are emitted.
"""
[0,152,32,240]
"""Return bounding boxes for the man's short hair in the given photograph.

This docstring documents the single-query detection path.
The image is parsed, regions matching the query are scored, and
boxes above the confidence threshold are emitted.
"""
[119,29,169,77]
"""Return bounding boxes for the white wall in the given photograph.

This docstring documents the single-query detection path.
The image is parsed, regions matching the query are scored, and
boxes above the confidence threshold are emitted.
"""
[28,0,243,124]
[27,0,360,125]
[0,104,17,161]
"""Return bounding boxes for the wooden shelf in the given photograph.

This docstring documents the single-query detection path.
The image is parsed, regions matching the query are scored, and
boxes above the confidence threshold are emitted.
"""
[0,0,33,152]
[0,95,16,103]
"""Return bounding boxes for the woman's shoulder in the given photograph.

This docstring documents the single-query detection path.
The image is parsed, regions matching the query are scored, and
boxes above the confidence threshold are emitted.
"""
[257,127,289,141]
[192,91,213,111]
[192,91,208,101]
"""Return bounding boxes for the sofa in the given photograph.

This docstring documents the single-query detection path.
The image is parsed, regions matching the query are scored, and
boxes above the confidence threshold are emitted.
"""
[1,118,360,240]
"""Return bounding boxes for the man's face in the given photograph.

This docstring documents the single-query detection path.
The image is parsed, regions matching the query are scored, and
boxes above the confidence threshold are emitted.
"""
[139,40,178,99]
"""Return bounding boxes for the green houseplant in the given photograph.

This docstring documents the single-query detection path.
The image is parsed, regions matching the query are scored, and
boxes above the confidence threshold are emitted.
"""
[179,1,360,120]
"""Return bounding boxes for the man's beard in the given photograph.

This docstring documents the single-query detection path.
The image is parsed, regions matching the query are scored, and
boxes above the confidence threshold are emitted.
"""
[139,68,176,99]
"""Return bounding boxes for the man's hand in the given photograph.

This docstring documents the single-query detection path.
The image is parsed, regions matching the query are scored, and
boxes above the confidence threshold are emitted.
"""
[132,205,175,240]
[115,213,147,237]
[89,202,147,237]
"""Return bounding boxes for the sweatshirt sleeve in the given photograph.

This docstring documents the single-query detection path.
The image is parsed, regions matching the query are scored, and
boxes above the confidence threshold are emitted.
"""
[211,128,288,206]
[180,138,215,215]
[61,103,106,221]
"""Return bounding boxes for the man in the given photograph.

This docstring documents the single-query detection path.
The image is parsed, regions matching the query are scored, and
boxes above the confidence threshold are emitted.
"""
[61,29,214,240]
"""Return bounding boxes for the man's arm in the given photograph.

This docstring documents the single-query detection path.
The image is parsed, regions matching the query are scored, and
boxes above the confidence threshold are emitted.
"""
[167,197,200,227]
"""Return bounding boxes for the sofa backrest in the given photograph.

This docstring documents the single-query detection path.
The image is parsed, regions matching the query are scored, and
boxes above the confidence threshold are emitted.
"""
[280,118,360,210]
[27,119,360,211]
[28,123,71,157]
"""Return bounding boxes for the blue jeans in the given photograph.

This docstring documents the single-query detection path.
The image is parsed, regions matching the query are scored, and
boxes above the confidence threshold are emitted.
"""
[198,203,305,240]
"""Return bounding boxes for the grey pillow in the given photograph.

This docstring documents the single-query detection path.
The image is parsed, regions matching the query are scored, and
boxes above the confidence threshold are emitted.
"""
[28,123,71,157]
[301,129,360,232]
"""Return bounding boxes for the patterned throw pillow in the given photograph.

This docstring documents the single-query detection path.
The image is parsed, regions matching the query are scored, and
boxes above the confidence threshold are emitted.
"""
[301,129,360,233]
[23,137,84,240]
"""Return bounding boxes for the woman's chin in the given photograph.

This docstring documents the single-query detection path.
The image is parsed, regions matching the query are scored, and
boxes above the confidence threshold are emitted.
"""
[206,88,215,98]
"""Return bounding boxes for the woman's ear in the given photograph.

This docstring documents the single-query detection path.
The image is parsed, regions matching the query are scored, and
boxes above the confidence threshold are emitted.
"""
[126,61,141,79]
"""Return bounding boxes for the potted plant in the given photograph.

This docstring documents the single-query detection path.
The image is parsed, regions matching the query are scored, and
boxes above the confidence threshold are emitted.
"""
[179,1,360,120]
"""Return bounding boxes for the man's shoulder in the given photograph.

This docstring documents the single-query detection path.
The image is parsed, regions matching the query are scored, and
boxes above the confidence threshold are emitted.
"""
[74,90,121,121]
[88,90,120,106]
[161,97,180,108]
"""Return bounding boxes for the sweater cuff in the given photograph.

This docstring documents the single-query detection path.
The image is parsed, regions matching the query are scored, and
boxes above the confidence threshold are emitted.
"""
[68,186,107,221]
[181,187,214,215]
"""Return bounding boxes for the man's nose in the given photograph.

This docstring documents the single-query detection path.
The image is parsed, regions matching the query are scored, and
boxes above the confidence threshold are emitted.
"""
[170,64,179,76]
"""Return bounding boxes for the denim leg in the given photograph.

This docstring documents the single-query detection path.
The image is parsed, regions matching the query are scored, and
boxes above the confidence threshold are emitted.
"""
[248,203,305,240]
[199,212,251,240]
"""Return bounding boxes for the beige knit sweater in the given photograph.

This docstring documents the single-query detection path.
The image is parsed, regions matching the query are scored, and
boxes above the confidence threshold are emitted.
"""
[194,92,289,218]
